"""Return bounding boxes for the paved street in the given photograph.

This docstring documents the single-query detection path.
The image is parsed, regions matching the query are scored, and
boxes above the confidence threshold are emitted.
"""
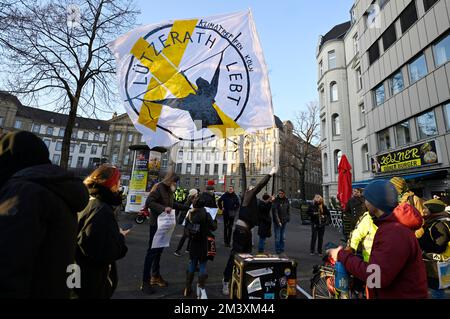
[113,208,342,299]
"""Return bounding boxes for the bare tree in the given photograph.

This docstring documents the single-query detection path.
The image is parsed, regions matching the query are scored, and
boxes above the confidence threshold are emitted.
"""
[0,0,138,169]
[280,101,321,200]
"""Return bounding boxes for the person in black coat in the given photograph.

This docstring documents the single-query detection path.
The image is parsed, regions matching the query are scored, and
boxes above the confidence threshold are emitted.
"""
[257,194,273,253]
[218,186,240,247]
[222,168,276,295]
[184,193,217,299]
[272,189,291,254]
[308,194,330,255]
[76,164,129,299]
[0,131,89,299]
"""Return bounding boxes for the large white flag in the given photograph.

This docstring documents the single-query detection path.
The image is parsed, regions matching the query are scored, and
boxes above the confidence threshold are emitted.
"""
[109,10,275,147]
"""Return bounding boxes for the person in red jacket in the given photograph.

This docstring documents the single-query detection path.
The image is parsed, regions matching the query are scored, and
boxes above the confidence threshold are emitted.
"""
[328,180,428,299]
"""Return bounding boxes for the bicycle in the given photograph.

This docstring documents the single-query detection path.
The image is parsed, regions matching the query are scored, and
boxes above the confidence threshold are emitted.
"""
[135,206,151,224]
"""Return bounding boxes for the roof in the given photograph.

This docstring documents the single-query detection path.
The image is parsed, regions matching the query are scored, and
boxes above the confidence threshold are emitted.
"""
[274,115,284,131]
[319,21,351,51]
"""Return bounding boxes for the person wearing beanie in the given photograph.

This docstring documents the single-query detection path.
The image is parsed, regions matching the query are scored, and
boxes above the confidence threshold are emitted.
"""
[0,131,89,298]
[390,176,426,238]
[328,180,428,299]
[75,164,129,299]
[419,199,450,299]
[257,193,274,253]
[141,171,190,295]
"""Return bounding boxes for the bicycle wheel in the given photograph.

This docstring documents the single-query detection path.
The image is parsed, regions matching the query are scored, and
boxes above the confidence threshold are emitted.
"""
[135,215,146,224]
[311,272,334,299]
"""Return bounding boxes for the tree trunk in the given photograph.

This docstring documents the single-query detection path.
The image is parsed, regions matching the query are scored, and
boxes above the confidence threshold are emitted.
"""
[60,96,79,170]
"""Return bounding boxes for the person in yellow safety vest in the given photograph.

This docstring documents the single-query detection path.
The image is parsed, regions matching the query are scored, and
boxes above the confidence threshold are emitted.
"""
[390,177,426,238]
[348,211,378,263]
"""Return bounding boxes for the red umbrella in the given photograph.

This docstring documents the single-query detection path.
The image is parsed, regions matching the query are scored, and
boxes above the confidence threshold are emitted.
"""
[337,154,352,211]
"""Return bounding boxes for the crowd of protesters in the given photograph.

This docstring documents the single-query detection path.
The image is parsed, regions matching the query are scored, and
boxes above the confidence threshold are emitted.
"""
[1,131,449,300]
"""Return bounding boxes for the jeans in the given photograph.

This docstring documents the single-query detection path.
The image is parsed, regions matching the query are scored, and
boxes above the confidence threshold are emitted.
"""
[274,223,287,253]
[429,288,446,299]
[223,211,236,245]
[188,258,207,276]
[310,224,325,254]
[143,225,164,282]
[258,237,267,253]
[223,225,252,282]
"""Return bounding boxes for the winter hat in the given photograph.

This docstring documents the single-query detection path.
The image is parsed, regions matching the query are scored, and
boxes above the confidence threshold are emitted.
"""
[424,199,447,214]
[84,164,121,190]
[390,177,408,194]
[363,180,398,215]
[189,188,198,197]
[0,131,50,186]
[206,180,215,191]
[100,166,121,189]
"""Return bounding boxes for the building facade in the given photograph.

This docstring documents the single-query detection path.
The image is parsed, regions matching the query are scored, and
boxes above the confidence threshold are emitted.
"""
[318,0,450,204]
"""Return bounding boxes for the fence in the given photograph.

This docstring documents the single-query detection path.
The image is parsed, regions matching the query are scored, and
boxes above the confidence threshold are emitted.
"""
[329,209,343,229]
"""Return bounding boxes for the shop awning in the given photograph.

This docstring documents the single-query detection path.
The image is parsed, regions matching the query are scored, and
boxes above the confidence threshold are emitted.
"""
[352,170,448,189]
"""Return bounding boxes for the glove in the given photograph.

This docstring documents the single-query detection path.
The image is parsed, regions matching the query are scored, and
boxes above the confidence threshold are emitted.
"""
[269,166,278,176]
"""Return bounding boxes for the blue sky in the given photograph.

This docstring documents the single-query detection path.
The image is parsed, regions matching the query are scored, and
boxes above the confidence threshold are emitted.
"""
[136,0,354,122]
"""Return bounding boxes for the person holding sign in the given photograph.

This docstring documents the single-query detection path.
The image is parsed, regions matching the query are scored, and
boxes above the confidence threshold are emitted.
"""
[141,172,189,295]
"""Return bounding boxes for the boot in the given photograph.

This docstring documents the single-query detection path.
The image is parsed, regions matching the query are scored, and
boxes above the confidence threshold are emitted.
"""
[184,271,195,297]
[197,274,208,299]
[150,275,168,287]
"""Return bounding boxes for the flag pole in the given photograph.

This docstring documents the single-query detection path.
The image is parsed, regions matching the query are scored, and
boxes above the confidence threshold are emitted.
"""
[239,134,247,196]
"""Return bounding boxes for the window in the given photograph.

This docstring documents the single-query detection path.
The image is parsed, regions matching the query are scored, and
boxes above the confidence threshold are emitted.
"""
[351,7,356,24]
[223,164,228,175]
[111,153,118,165]
[379,0,389,9]
[127,133,133,143]
[424,0,438,12]
[368,41,380,65]
[140,135,146,143]
[378,128,391,151]
[101,146,106,156]
[0,117,4,127]
[359,104,366,127]
[83,131,89,140]
[183,178,190,187]
[178,150,184,160]
[417,110,438,139]
[76,157,84,168]
[205,164,210,174]
[46,126,53,135]
[13,120,22,129]
[91,145,98,155]
[374,83,385,106]
[332,114,340,136]
[390,70,404,95]
[353,33,359,55]
[356,68,363,91]
[328,50,336,69]
[79,144,87,154]
[56,141,62,151]
[409,54,428,84]
[444,103,450,131]
[186,163,192,174]
[433,34,450,67]
[187,151,193,161]
[124,153,130,166]
[400,1,418,33]
[68,156,72,167]
[195,178,200,187]
[58,128,65,137]
[366,4,378,29]
[330,82,338,102]
[70,144,75,153]
[382,24,397,51]
[319,60,323,77]
[395,121,411,146]
[231,164,236,174]
[323,153,328,175]
[44,139,51,149]
[334,150,342,174]
[94,133,100,141]
[176,163,182,173]
[196,152,202,160]
[230,179,235,186]
[206,152,211,161]
[362,144,370,171]
[195,164,201,175]
[115,132,121,142]
[52,154,60,165]
[32,123,41,134]
[71,130,78,139]
[214,164,219,174]
[321,119,326,139]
